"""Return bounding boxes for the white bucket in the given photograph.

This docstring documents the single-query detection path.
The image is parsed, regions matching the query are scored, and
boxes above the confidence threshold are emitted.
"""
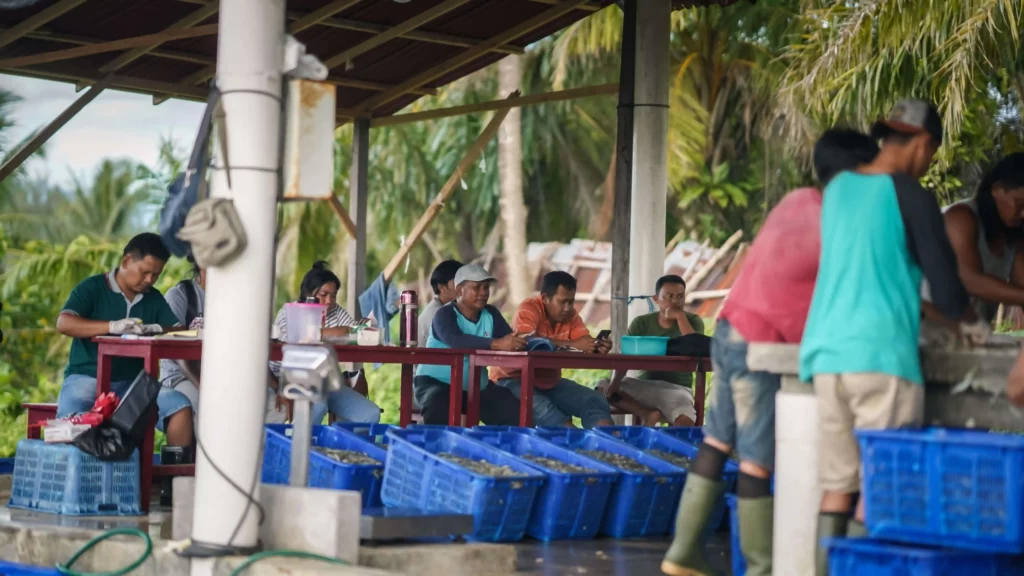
[773,382,821,576]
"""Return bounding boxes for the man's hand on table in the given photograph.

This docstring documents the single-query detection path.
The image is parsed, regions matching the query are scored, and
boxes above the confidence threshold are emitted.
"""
[109,318,143,335]
[569,335,598,352]
[594,337,612,354]
[493,332,528,352]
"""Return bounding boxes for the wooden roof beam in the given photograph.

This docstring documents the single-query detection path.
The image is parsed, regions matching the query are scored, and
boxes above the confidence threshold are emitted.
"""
[0,25,219,69]
[96,1,220,75]
[6,67,209,100]
[0,0,87,50]
[2,27,212,65]
[354,0,593,114]
[322,0,473,71]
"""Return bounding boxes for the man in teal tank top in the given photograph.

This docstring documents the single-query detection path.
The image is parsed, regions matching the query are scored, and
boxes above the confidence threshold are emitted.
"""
[799,100,971,574]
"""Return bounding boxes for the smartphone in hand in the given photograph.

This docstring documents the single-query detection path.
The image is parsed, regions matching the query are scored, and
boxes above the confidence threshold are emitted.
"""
[596,330,612,341]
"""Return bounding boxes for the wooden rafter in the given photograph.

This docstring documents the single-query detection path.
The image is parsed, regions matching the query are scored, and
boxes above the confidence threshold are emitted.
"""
[532,0,602,10]
[326,76,435,97]
[322,0,472,70]
[0,0,87,50]
[353,0,593,114]
[0,25,219,69]
[97,1,220,75]
[5,27,212,65]
[8,68,210,100]
[328,195,358,238]
[368,83,618,127]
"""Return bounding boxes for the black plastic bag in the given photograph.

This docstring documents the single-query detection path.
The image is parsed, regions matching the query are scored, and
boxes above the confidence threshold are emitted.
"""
[72,371,161,461]
[666,334,712,357]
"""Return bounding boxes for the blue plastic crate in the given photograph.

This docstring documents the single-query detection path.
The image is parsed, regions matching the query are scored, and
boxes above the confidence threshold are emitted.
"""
[596,426,738,531]
[827,538,1021,576]
[382,428,545,542]
[331,423,397,446]
[0,458,15,475]
[262,424,386,509]
[857,428,1024,553]
[529,428,686,537]
[473,425,533,435]
[8,440,140,516]
[0,561,62,575]
[727,495,746,576]
[658,426,706,446]
[464,429,619,541]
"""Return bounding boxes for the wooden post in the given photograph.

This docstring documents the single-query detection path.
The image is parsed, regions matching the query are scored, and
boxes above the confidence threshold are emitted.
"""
[687,230,743,289]
[328,194,358,238]
[381,98,515,282]
[0,76,111,183]
[610,0,637,344]
[347,118,370,316]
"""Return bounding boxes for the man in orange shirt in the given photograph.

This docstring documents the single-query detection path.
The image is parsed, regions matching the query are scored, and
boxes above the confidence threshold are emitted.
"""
[491,271,614,428]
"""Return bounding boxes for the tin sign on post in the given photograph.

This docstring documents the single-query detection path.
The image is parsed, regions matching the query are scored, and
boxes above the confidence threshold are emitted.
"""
[283,79,336,199]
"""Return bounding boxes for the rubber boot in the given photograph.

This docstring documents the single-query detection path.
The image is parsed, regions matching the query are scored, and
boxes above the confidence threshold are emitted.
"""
[661,475,723,576]
[847,519,867,537]
[737,497,773,576]
[816,513,849,576]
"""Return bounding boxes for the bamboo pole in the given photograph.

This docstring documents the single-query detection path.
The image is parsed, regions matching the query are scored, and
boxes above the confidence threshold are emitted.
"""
[382,97,516,282]
[682,238,711,281]
[327,195,358,238]
[0,25,219,69]
[686,230,743,289]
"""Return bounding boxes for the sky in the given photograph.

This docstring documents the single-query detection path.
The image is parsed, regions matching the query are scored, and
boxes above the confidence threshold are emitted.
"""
[1,74,205,186]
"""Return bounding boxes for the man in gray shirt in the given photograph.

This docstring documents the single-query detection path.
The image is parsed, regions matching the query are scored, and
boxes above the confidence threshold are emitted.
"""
[418,260,463,346]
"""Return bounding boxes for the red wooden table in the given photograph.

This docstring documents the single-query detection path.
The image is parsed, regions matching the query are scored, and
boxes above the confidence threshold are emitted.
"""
[466,351,709,427]
[90,337,470,509]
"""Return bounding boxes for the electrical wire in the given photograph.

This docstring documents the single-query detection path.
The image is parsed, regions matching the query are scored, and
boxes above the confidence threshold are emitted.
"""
[56,528,152,576]
[228,551,349,576]
[194,428,266,548]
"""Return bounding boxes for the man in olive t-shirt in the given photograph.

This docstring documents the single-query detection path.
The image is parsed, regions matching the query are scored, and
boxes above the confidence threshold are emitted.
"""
[598,275,705,426]
[55,233,193,447]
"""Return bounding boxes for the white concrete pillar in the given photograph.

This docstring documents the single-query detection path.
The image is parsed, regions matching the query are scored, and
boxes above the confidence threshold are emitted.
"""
[190,0,285,554]
[628,0,670,318]
[774,379,821,576]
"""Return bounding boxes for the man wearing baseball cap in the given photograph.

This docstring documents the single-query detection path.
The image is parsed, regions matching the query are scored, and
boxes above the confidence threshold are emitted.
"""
[414,263,525,425]
[799,100,971,574]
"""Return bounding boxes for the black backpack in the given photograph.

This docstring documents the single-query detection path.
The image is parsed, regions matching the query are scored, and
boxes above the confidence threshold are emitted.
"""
[666,334,712,357]
[177,280,201,327]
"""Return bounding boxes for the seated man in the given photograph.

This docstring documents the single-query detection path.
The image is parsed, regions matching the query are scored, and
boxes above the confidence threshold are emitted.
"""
[491,271,614,428]
[418,259,463,347]
[56,232,194,448]
[414,264,524,425]
[600,275,704,426]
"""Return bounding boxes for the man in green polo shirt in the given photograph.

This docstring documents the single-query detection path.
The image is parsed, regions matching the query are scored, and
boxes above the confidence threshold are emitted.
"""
[56,233,194,447]
[600,275,705,426]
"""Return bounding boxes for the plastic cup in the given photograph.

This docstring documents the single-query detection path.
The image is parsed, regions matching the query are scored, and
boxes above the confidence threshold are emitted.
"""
[285,302,326,343]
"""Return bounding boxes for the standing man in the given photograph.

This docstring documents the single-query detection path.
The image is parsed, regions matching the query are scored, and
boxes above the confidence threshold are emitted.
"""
[601,275,704,427]
[414,264,524,425]
[56,232,194,448]
[418,259,463,347]
[492,271,614,428]
[799,101,970,574]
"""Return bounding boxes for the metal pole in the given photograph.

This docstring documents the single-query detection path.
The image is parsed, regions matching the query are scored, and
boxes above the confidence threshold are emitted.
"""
[627,0,670,318]
[347,117,369,316]
[610,0,637,343]
[288,400,312,486]
[189,0,285,556]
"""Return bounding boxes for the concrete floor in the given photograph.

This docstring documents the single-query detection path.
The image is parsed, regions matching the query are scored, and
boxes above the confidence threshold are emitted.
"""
[0,476,734,575]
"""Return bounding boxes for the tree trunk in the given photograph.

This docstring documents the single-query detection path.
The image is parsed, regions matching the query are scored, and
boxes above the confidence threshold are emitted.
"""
[498,55,531,305]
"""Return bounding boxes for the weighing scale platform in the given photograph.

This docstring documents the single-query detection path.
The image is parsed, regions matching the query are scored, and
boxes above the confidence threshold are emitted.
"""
[360,507,474,541]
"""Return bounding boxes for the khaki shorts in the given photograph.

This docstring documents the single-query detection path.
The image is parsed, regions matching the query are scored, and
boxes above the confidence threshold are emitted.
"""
[814,373,924,493]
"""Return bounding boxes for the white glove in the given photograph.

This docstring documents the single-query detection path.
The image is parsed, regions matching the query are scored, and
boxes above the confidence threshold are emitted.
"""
[139,324,164,335]
[960,319,992,346]
[109,318,143,335]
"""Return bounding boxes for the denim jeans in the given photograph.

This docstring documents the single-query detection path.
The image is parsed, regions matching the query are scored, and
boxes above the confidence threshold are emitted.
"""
[496,378,612,428]
[58,373,192,432]
[310,385,381,425]
[703,319,781,469]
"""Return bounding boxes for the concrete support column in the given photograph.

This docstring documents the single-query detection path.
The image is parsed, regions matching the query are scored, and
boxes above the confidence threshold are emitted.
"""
[628,0,670,317]
[189,0,284,555]
[348,117,369,316]
[610,0,636,344]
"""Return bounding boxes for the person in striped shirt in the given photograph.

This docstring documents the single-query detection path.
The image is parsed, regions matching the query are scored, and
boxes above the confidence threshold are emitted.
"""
[271,261,381,424]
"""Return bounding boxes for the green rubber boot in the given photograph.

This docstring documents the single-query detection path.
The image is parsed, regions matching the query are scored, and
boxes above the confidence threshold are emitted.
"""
[816,513,849,576]
[847,519,868,537]
[737,497,773,576]
[661,475,723,576]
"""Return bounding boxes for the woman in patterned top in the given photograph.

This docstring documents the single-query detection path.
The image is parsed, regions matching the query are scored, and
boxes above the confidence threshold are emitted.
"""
[271,261,381,424]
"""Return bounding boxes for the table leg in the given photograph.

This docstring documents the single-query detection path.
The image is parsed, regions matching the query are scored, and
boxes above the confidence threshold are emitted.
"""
[466,356,481,427]
[400,364,413,428]
[449,358,464,427]
[695,363,707,426]
[95,351,113,398]
[520,362,534,427]
[141,351,159,513]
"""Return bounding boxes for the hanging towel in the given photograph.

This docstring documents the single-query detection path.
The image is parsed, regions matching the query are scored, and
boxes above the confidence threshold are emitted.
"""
[358,273,400,346]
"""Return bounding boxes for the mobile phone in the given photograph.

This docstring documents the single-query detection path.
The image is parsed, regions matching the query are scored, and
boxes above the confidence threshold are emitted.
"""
[596,330,611,341]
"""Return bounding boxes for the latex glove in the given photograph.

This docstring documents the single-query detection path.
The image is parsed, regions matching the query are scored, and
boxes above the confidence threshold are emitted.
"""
[139,324,164,335]
[960,319,992,346]
[109,318,143,335]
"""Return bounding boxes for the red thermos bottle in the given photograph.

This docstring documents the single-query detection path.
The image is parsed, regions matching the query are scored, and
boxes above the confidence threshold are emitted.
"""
[399,290,418,346]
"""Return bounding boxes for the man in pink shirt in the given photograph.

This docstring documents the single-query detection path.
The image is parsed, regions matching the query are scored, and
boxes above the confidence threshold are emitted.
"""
[662,130,879,576]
